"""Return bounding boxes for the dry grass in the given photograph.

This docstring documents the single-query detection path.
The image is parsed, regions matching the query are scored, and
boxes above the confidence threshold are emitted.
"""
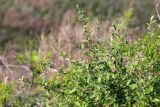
[0,8,142,84]
[0,44,32,83]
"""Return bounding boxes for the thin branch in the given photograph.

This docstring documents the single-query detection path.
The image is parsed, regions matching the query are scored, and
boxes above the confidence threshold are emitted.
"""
[155,0,160,20]
[0,43,30,74]
[0,45,13,73]
[1,59,13,73]
[7,65,30,71]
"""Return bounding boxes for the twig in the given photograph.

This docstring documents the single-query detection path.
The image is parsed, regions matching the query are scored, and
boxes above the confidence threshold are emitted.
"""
[1,58,13,73]
[0,44,30,74]
[155,0,160,20]
[7,65,30,71]
[0,45,13,73]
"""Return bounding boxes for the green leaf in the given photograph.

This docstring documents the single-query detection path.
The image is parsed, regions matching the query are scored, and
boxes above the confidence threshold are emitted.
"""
[61,51,66,57]
[98,76,101,83]
[16,53,24,61]
[75,101,81,107]
[130,84,138,89]
[106,73,110,81]
[32,55,40,62]
[152,98,160,103]
[126,80,131,86]
[31,51,40,62]
[68,88,77,94]
[79,44,85,49]
[145,85,153,94]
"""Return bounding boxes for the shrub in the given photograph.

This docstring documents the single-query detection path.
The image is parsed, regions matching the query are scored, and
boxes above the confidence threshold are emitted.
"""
[40,17,160,106]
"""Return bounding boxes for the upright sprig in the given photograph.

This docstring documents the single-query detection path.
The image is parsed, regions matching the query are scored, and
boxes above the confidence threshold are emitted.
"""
[76,2,90,39]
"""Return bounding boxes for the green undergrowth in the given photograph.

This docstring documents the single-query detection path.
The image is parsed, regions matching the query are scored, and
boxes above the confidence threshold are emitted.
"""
[39,17,160,107]
[0,4,160,107]
[13,15,160,106]
[0,83,13,107]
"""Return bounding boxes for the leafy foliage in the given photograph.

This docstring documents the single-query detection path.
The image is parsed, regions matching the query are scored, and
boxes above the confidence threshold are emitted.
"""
[0,1,160,106]
[41,18,160,106]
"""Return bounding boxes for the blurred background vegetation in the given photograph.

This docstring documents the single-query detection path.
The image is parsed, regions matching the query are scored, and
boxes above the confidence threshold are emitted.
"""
[0,0,157,39]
